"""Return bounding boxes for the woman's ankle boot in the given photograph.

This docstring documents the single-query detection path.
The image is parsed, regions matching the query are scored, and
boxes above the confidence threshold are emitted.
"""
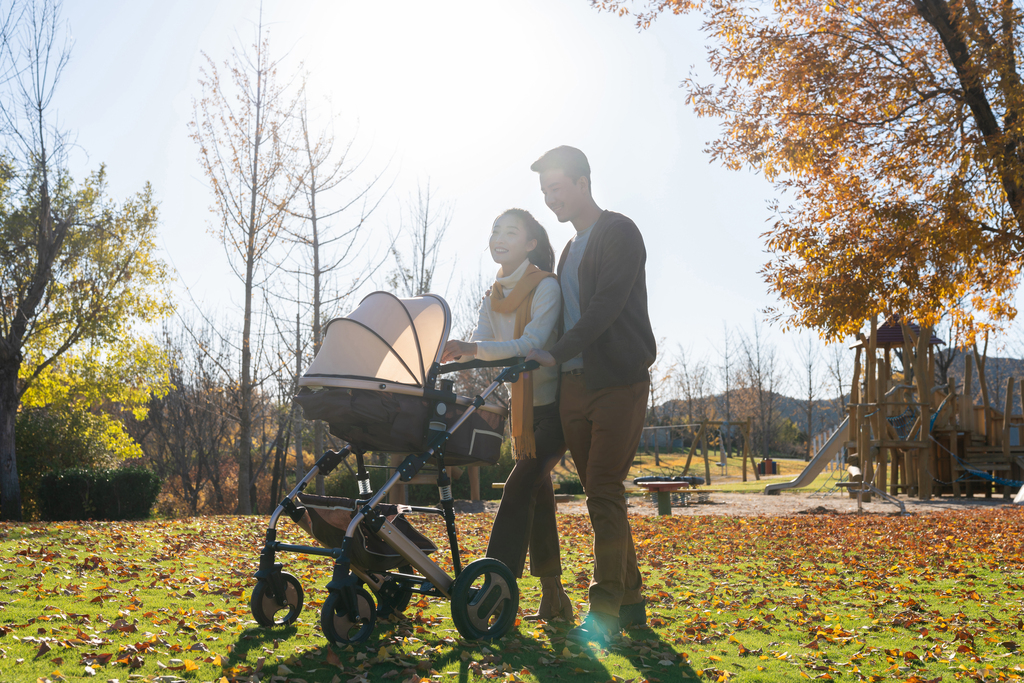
[525,575,574,621]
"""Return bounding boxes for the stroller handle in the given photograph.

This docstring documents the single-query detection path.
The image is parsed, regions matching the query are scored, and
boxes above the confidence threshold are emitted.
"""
[493,359,540,384]
[438,356,527,373]
[438,357,540,385]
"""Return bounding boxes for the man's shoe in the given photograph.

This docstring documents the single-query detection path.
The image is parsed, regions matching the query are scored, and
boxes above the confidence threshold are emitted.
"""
[619,598,647,628]
[566,611,620,645]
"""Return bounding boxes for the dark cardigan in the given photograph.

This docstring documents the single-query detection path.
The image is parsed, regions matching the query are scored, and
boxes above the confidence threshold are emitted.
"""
[549,210,657,390]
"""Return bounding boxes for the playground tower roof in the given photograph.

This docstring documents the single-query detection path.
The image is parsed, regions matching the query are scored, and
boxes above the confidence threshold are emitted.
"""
[850,321,945,349]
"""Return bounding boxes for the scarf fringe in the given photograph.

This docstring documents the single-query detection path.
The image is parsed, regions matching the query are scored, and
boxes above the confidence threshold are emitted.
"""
[490,263,553,463]
[511,429,537,460]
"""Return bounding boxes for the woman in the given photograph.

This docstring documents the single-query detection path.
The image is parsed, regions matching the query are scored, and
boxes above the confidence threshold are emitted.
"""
[441,208,572,621]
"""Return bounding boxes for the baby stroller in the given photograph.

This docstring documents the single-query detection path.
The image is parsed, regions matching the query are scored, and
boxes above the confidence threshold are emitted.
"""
[250,292,537,644]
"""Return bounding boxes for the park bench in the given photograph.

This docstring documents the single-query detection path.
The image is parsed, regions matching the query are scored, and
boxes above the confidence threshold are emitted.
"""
[632,480,725,514]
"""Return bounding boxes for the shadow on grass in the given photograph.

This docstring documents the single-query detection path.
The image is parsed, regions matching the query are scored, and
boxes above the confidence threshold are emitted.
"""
[229,625,299,671]
[591,625,703,683]
[621,626,704,682]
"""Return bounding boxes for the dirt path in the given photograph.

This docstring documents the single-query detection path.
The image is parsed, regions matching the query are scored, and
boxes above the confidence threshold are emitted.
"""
[456,491,1018,517]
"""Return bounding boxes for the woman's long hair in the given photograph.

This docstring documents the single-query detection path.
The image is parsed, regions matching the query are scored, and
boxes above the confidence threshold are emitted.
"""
[496,208,555,272]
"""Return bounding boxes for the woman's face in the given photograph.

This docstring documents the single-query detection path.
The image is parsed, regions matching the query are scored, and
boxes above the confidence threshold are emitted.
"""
[489,213,537,274]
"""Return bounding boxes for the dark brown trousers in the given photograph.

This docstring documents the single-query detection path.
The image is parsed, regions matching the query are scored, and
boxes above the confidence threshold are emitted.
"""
[486,402,566,578]
[559,373,649,617]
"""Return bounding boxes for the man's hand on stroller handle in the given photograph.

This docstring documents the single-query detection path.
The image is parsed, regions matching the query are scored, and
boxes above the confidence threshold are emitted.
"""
[525,348,556,367]
[442,339,477,362]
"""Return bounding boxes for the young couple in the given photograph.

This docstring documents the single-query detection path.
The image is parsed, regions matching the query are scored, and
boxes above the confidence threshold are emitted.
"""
[441,146,657,644]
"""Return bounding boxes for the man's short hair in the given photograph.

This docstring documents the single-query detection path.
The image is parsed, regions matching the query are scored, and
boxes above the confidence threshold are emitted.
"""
[530,146,591,190]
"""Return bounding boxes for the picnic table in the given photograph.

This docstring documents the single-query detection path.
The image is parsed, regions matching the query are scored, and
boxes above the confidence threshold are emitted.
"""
[634,480,689,515]
[633,479,724,514]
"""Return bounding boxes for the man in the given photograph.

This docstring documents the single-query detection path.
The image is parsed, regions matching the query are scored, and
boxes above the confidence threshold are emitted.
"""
[525,146,657,643]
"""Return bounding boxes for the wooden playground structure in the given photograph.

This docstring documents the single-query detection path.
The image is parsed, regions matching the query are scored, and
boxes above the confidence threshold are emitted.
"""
[844,318,1024,502]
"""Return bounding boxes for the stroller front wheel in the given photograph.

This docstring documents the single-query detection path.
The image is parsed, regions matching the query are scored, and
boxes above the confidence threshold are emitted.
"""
[250,572,304,627]
[450,558,519,641]
[321,588,376,644]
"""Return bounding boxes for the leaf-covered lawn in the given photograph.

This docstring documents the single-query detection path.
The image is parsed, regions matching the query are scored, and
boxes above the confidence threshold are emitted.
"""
[2,507,1024,682]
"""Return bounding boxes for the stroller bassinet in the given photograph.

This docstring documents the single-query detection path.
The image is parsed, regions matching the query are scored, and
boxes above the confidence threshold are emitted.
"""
[294,292,507,465]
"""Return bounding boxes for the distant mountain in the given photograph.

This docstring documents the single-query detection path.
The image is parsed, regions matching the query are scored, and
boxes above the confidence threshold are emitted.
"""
[943,352,1024,413]
[650,352,1024,436]
[654,387,846,439]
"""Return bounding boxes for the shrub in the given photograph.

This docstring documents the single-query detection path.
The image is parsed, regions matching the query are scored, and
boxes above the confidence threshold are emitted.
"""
[37,467,162,521]
[553,475,584,495]
[15,407,119,519]
[37,469,95,522]
[102,468,162,520]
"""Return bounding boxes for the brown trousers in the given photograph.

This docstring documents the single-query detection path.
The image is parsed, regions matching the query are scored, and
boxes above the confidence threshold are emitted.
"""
[486,402,567,578]
[560,373,648,616]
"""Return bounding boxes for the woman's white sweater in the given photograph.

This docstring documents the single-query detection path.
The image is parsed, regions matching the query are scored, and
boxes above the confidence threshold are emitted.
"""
[470,260,561,406]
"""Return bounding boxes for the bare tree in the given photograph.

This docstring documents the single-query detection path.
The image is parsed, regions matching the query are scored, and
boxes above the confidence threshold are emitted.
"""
[189,17,299,513]
[279,91,390,492]
[675,344,711,463]
[716,324,736,457]
[645,340,675,465]
[388,179,453,297]
[932,318,960,389]
[447,273,506,402]
[676,345,710,425]
[738,320,787,459]
[824,341,853,417]
[797,334,823,460]
[130,322,235,516]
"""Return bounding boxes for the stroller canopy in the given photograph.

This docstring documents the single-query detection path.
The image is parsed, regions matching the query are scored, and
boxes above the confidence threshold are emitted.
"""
[300,292,450,389]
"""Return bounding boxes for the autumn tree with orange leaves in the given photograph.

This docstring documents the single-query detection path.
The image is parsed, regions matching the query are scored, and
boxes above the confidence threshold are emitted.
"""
[597,0,1024,342]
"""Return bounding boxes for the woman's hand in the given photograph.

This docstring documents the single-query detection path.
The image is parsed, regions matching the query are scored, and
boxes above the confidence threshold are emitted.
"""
[442,340,477,363]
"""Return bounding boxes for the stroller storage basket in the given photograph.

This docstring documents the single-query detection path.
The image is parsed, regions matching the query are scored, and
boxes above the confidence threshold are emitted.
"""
[295,494,437,572]
[295,386,506,466]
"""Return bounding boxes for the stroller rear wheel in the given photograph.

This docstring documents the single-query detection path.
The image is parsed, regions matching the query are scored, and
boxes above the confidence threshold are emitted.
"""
[321,588,376,644]
[450,558,518,641]
[250,572,304,627]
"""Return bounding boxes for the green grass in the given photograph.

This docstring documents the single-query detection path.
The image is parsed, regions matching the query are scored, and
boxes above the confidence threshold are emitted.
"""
[556,447,844,495]
[2,509,1023,682]
[701,471,842,494]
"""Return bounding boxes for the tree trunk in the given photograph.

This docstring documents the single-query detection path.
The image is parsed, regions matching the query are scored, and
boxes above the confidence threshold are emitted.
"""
[237,257,254,514]
[294,311,304,482]
[270,427,285,505]
[0,360,22,521]
[806,403,814,461]
[311,195,326,495]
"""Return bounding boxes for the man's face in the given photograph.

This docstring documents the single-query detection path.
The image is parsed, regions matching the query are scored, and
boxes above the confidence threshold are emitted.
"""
[539,169,587,223]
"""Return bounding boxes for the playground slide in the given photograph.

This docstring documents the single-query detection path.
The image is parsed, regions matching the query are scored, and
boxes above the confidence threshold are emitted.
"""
[764,417,849,495]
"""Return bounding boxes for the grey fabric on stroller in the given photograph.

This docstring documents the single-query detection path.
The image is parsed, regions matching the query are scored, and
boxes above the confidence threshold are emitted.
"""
[295,387,505,466]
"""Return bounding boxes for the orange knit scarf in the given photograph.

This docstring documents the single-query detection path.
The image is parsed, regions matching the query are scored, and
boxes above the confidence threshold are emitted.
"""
[489,263,555,459]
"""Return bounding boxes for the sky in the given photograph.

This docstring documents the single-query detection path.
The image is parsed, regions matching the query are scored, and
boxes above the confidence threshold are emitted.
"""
[48,0,908,394]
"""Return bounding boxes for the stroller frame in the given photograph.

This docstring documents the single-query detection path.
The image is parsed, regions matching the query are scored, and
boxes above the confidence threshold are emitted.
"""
[251,357,538,644]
